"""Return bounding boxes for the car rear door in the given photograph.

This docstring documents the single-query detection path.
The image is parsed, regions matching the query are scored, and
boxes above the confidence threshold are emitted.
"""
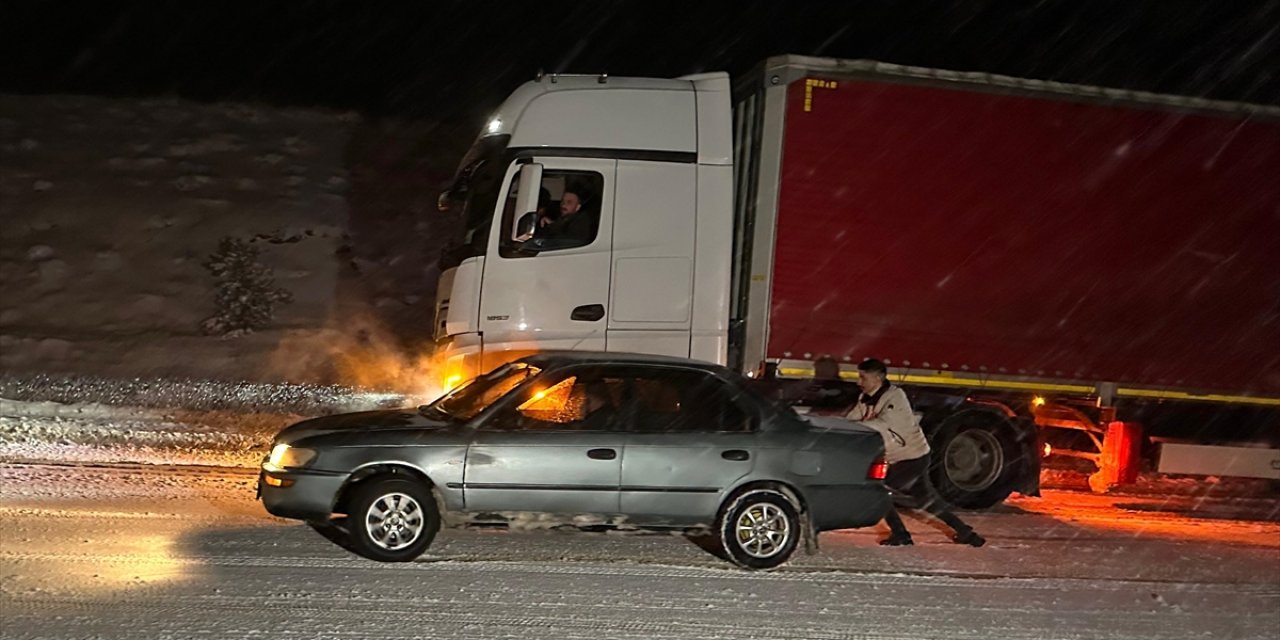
[619,369,759,525]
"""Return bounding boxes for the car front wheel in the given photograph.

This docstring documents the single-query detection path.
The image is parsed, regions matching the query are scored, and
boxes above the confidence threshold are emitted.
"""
[346,477,440,562]
[717,490,801,570]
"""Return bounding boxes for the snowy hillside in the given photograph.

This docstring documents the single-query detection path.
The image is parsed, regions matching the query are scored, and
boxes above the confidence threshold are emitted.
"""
[0,94,470,388]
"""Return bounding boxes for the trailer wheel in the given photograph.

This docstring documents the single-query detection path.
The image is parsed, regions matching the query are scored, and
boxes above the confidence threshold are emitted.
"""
[929,411,1021,509]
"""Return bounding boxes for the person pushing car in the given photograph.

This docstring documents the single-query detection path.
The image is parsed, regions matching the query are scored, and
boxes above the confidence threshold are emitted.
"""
[849,358,986,547]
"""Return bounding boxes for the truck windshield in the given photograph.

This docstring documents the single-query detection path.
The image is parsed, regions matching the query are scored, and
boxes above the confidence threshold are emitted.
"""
[422,362,540,421]
[438,134,510,269]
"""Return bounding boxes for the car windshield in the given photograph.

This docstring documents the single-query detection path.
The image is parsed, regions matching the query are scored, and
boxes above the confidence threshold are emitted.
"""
[422,362,541,421]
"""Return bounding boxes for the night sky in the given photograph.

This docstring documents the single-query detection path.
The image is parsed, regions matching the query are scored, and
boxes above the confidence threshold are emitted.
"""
[4,0,1279,123]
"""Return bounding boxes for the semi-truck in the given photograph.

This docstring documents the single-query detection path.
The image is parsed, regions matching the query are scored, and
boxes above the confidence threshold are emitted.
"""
[431,55,1280,507]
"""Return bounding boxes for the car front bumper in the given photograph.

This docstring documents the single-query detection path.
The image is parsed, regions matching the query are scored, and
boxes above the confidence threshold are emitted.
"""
[257,467,349,521]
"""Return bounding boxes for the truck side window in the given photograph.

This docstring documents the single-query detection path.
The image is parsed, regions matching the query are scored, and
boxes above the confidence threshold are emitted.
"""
[500,170,604,257]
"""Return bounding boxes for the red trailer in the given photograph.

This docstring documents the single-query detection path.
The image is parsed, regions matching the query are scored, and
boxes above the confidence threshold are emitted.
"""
[731,57,1280,504]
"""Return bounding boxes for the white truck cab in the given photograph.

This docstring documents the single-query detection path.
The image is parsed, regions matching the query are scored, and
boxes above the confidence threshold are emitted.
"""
[433,72,735,390]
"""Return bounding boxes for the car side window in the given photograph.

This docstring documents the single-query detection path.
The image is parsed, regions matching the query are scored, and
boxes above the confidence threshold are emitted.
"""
[629,370,755,434]
[479,371,628,432]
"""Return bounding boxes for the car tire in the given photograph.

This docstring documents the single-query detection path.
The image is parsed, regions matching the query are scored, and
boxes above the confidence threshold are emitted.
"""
[345,477,441,562]
[929,411,1021,509]
[716,489,801,570]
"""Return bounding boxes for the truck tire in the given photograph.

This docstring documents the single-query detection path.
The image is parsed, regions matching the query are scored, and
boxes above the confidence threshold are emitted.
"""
[929,411,1021,509]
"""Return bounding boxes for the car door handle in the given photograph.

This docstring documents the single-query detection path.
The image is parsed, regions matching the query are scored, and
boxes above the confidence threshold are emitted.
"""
[722,449,750,461]
[571,304,605,321]
[587,448,617,460]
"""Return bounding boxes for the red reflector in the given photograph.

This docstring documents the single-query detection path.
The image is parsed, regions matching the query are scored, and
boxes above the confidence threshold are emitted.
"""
[868,457,888,480]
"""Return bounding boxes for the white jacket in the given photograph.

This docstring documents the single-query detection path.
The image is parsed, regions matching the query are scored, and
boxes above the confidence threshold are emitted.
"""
[846,384,930,464]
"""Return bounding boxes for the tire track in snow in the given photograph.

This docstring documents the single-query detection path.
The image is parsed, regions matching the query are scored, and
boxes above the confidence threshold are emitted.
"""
[4,549,1277,595]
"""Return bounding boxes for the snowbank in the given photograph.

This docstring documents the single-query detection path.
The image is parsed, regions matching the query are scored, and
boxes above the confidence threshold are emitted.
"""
[0,376,424,468]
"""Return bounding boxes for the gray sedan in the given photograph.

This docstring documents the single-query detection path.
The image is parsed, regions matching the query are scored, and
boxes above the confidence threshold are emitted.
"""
[258,352,889,569]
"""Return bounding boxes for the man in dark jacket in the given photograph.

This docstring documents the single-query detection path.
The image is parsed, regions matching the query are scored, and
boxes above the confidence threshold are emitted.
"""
[849,359,986,547]
[538,190,593,246]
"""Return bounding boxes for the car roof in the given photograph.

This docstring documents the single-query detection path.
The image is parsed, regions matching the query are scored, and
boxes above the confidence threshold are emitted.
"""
[517,350,731,374]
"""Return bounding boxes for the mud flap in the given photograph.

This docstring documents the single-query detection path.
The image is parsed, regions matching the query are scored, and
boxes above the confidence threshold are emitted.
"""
[802,510,819,555]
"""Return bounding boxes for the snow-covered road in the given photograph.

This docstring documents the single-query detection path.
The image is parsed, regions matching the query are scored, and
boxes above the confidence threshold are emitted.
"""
[1,463,1277,639]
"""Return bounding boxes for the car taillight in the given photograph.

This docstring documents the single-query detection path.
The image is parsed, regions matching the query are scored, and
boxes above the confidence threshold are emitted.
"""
[868,456,888,480]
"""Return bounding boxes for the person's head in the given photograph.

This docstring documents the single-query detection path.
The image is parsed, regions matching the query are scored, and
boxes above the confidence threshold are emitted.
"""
[856,359,888,395]
[813,356,840,381]
[583,381,611,412]
[560,190,582,217]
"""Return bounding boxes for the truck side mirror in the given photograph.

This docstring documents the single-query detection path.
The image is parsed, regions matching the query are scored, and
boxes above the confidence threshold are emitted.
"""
[515,211,539,240]
[514,162,543,219]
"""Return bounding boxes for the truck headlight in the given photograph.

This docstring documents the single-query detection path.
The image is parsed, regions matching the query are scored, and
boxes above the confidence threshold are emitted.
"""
[264,444,317,471]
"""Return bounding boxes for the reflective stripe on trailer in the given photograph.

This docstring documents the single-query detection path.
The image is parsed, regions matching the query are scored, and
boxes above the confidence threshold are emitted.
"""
[773,364,1280,407]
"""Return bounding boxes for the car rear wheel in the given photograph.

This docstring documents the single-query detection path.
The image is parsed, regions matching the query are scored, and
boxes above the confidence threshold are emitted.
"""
[716,490,800,570]
[346,477,440,562]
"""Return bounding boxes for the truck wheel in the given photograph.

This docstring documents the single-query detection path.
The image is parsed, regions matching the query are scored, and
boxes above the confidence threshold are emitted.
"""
[346,477,440,562]
[716,489,801,570]
[929,412,1021,509]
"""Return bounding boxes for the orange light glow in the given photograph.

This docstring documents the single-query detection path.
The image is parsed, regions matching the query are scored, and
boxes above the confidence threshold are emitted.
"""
[1009,490,1280,546]
[518,377,576,412]
[1032,396,1047,407]
[1042,442,1053,458]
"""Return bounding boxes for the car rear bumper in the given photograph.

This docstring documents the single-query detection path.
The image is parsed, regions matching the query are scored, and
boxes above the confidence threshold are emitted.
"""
[257,468,349,521]
[804,484,891,531]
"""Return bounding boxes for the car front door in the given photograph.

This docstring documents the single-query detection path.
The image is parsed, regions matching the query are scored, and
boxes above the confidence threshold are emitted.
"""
[463,369,625,515]
[619,369,760,525]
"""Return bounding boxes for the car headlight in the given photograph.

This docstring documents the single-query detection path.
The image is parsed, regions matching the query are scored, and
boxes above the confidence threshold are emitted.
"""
[264,444,317,471]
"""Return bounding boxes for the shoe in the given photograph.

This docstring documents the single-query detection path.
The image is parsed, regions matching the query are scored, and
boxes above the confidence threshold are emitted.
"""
[953,529,986,547]
[879,533,914,546]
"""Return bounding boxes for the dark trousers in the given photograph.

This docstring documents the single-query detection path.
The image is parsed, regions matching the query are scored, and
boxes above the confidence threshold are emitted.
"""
[882,454,972,536]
